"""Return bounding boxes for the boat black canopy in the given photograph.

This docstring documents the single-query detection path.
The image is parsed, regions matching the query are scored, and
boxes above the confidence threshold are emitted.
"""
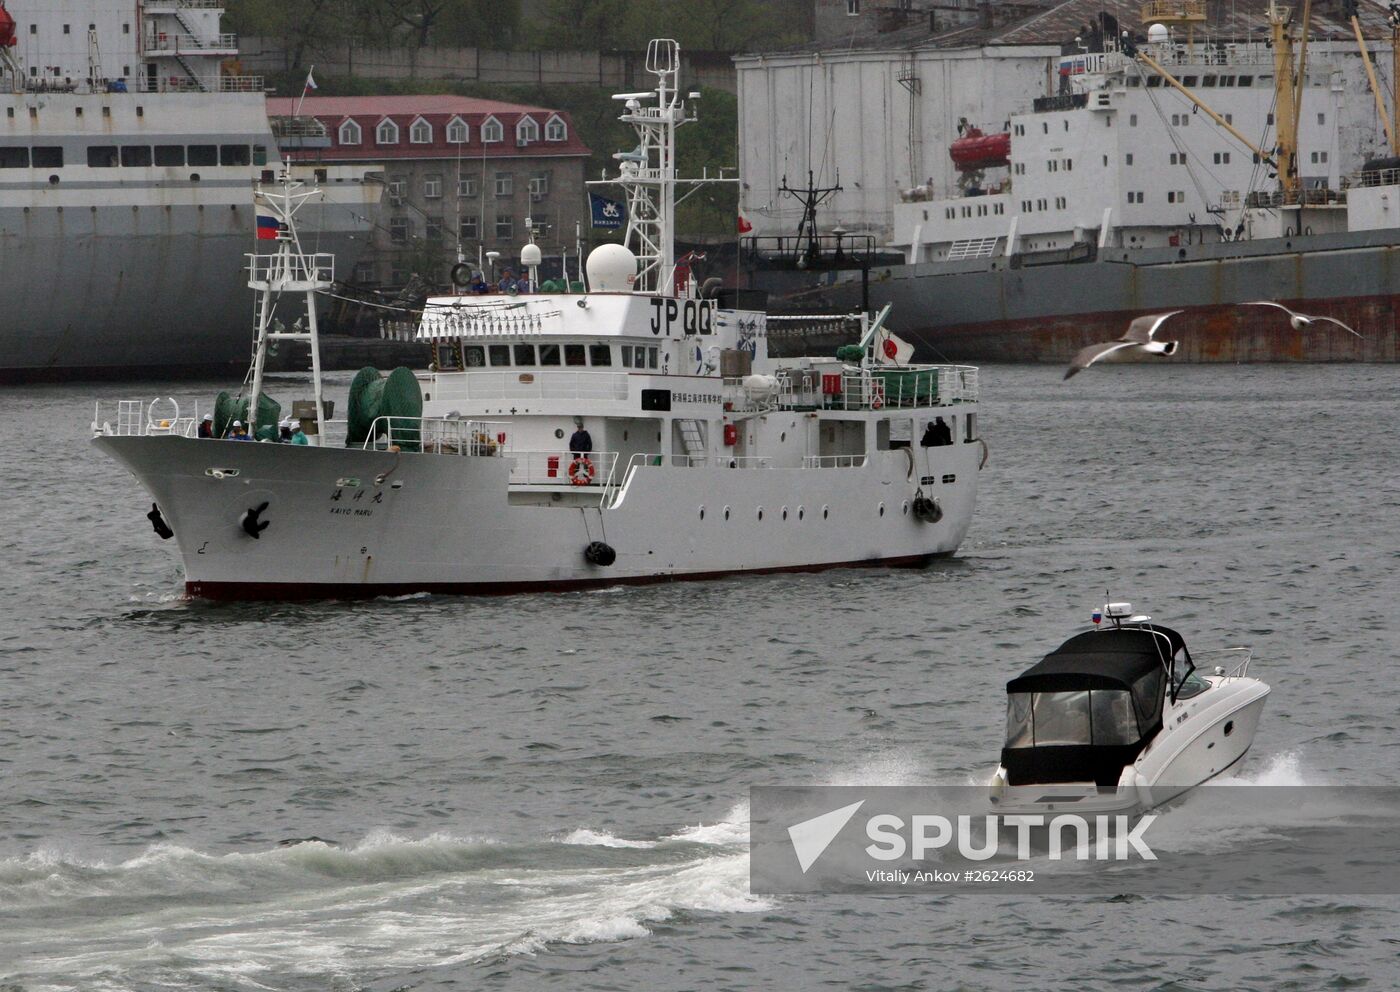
[1007,626,1185,694]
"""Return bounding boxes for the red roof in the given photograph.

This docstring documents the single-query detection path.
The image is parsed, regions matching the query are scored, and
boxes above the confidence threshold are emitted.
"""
[266,94,591,162]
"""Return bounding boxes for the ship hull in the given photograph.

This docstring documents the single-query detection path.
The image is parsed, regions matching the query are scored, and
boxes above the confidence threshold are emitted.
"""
[95,434,981,599]
[0,199,375,382]
[769,231,1400,362]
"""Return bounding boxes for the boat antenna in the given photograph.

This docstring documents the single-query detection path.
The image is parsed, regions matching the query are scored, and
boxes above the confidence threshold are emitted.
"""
[777,168,842,269]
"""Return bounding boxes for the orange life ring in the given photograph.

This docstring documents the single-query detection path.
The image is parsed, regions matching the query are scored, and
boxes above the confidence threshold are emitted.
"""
[871,391,885,410]
[568,456,595,485]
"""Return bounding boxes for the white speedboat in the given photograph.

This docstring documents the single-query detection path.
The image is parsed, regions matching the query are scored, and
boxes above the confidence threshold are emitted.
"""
[90,39,985,600]
[988,602,1270,815]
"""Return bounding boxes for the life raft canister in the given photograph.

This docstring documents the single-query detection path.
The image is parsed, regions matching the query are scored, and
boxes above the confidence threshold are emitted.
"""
[568,456,595,485]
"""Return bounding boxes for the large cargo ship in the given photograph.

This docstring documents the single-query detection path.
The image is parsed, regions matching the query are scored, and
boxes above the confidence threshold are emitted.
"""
[749,2,1400,363]
[0,0,381,381]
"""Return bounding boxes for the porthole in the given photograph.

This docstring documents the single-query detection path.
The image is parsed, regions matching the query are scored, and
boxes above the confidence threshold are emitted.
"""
[723,505,731,521]
[902,500,909,515]
[781,506,789,521]
[757,506,764,521]
[797,506,805,521]
[1223,720,1234,737]
[554,428,565,439]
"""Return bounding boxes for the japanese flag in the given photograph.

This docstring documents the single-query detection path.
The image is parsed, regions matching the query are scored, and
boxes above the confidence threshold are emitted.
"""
[876,327,915,365]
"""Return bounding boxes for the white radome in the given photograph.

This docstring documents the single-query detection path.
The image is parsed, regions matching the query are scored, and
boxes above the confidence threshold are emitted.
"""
[586,243,638,292]
[1147,23,1169,44]
[520,243,543,267]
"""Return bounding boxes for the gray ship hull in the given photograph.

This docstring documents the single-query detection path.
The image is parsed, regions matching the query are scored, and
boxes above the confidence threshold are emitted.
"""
[0,199,374,381]
[774,229,1400,363]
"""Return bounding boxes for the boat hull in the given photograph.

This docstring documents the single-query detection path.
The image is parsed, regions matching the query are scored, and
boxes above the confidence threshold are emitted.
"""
[97,434,982,598]
[765,232,1400,362]
[0,199,375,381]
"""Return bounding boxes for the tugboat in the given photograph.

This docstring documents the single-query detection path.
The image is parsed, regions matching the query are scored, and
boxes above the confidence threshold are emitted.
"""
[989,602,1270,814]
[91,40,986,600]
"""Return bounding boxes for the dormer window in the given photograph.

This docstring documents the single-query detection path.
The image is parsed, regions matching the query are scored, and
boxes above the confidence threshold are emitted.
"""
[516,115,539,145]
[545,114,567,141]
[376,118,399,145]
[409,117,432,144]
[481,116,503,143]
[446,116,469,143]
[338,119,362,145]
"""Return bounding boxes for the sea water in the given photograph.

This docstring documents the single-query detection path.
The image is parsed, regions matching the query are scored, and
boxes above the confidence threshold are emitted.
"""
[2,364,1397,990]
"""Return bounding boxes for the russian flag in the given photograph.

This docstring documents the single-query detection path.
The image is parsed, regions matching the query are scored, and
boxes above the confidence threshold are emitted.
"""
[256,214,281,240]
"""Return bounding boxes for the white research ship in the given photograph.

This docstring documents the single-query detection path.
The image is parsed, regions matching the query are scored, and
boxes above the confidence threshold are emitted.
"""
[0,0,380,380]
[92,40,984,599]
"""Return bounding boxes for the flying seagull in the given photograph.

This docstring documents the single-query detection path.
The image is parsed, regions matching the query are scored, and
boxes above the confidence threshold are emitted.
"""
[1244,300,1362,338]
[1064,310,1183,379]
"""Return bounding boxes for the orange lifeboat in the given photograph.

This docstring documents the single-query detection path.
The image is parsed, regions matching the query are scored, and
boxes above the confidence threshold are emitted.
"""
[949,127,1010,172]
[0,2,17,49]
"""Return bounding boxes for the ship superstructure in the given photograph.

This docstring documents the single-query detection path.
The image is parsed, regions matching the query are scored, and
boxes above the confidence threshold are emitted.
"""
[0,0,380,379]
[748,1,1400,363]
[90,39,986,599]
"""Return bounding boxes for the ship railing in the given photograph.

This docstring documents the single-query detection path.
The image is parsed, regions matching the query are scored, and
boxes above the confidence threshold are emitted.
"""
[795,365,979,411]
[135,74,265,93]
[247,254,336,286]
[361,416,510,455]
[1194,647,1255,680]
[802,454,868,469]
[1352,167,1400,189]
[145,33,239,53]
[431,370,630,403]
[94,398,205,438]
[1244,187,1345,208]
[508,450,619,486]
[143,0,228,9]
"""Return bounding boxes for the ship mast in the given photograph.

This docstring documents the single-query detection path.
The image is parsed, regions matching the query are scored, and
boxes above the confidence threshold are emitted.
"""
[1269,1,1301,201]
[246,171,333,442]
[611,39,684,296]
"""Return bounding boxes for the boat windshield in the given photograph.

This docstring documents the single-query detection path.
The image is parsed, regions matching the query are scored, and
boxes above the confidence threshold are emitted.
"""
[1169,647,1209,700]
[1005,688,1139,748]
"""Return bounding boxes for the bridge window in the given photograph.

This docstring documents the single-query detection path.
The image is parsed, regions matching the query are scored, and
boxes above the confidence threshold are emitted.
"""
[539,344,561,366]
[513,344,536,365]
[488,344,512,366]
[188,145,217,166]
[564,344,586,366]
[220,145,250,166]
[31,146,62,167]
[464,345,486,367]
[121,145,152,167]
[589,344,611,366]
[0,147,27,168]
[88,145,118,167]
[154,144,184,166]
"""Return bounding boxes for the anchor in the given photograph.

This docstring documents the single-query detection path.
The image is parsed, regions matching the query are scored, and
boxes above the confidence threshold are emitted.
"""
[240,501,271,539]
[146,503,174,540]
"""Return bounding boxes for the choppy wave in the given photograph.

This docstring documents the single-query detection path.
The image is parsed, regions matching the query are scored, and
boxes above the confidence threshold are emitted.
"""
[0,816,769,991]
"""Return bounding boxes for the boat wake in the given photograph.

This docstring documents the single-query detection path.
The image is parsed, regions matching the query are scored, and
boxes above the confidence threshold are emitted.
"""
[0,807,766,991]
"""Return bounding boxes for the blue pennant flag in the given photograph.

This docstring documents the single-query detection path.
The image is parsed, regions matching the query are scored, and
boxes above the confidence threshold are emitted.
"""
[589,192,625,229]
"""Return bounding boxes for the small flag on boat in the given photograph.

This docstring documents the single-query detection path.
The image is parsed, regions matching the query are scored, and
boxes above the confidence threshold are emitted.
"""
[737,211,753,234]
[875,327,914,365]
[303,69,318,94]
[589,192,625,229]
[254,197,284,241]
[1092,609,1103,625]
